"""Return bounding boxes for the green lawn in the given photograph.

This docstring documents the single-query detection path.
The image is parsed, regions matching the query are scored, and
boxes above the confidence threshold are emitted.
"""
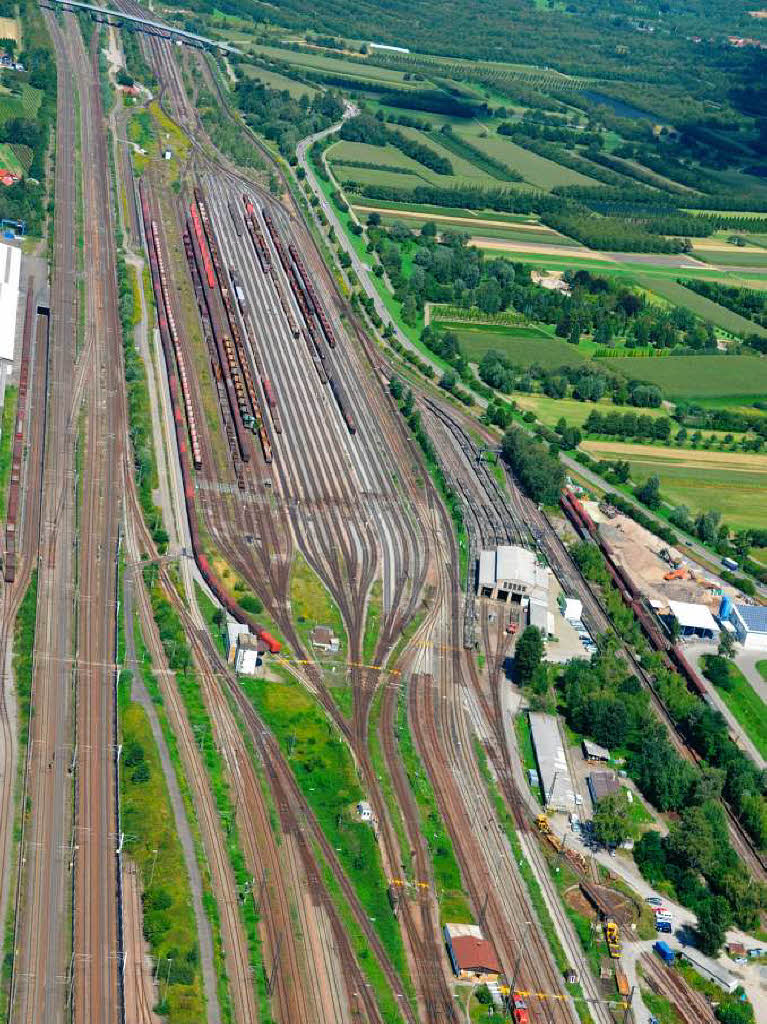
[701,657,767,761]
[352,199,543,222]
[757,660,767,684]
[246,42,415,82]
[595,354,767,399]
[695,248,767,268]
[335,165,426,190]
[442,321,589,368]
[639,276,767,338]
[374,212,572,245]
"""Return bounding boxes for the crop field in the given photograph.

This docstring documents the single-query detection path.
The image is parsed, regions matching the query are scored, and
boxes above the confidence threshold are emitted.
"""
[328,139,429,174]
[597,354,767,399]
[239,63,317,97]
[247,42,416,83]
[395,125,500,185]
[515,394,667,428]
[441,321,589,367]
[335,165,425,190]
[0,142,23,176]
[695,248,767,268]
[581,441,767,529]
[371,211,573,245]
[638,276,767,337]
[454,123,601,189]
[352,200,542,222]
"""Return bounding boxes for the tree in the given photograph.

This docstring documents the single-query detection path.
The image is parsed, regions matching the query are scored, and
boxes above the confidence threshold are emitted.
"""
[634,474,661,510]
[514,627,544,686]
[718,631,736,660]
[696,895,730,956]
[592,792,630,848]
[715,994,755,1024]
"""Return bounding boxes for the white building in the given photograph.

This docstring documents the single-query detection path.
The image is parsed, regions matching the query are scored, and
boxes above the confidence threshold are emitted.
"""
[477,545,549,604]
[731,605,767,651]
[227,621,249,664]
[0,241,21,409]
[234,633,262,675]
[528,712,576,812]
[668,600,720,640]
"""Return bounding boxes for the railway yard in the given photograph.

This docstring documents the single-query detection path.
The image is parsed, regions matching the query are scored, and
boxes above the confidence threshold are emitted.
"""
[0,5,764,1024]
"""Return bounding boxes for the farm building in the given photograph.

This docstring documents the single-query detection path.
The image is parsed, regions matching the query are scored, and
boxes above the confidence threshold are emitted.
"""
[667,601,720,640]
[477,545,549,604]
[0,240,21,409]
[730,604,767,651]
[582,739,610,763]
[587,772,620,805]
[528,712,575,811]
[443,924,501,981]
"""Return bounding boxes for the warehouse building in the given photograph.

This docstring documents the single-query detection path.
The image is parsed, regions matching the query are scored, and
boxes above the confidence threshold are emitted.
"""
[0,240,21,410]
[587,771,620,805]
[443,924,501,981]
[582,739,610,763]
[528,712,575,811]
[730,605,767,652]
[667,600,720,641]
[477,545,549,604]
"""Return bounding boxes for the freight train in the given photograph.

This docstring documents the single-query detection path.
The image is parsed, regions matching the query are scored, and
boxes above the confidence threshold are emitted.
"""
[560,489,709,698]
[140,182,280,654]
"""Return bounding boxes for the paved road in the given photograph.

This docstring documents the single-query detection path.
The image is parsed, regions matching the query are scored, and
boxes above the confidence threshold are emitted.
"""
[737,652,767,704]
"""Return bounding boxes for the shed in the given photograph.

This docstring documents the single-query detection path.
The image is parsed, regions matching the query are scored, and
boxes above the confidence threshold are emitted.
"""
[227,621,249,664]
[528,712,575,811]
[668,601,720,640]
[234,633,263,676]
[582,739,610,763]
[680,948,739,994]
[443,924,501,981]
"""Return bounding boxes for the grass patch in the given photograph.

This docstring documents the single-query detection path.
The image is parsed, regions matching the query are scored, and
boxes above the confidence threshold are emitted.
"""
[701,656,767,761]
[757,660,767,684]
[244,670,413,993]
[397,679,473,924]
[368,686,412,881]
[195,582,228,659]
[239,64,317,97]
[119,678,205,1021]
[289,551,347,653]
[0,384,18,520]
[363,578,383,665]
[454,125,600,190]
[515,394,666,429]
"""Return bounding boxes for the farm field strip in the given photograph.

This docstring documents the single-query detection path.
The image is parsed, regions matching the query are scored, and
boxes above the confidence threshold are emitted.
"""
[443,321,590,367]
[638,275,767,337]
[515,394,668,427]
[245,41,418,81]
[239,63,318,96]
[581,442,767,529]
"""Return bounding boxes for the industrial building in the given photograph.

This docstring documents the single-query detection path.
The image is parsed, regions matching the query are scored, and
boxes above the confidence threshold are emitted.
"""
[477,545,549,604]
[667,600,720,640]
[443,924,501,981]
[227,620,249,663]
[528,712,575,812]
[729,604,767,652]
[0,240,21,410]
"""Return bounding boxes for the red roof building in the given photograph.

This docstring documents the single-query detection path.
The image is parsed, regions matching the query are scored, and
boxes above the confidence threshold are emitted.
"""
[444,924,502,980]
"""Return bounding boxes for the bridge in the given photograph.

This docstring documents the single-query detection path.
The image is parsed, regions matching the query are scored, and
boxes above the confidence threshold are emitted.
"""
[43,0,243,54]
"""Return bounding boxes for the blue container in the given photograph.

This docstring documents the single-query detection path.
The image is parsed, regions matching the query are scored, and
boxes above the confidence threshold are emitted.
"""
[719,595,732,622]
[654,940,675,962]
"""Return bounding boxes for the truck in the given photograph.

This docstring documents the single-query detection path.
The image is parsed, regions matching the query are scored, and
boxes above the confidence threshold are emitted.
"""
[722,557,739,572]
[654,940,675,964]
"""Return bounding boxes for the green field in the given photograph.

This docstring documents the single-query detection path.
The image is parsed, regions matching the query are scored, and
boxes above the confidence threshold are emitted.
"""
[516,393,667,428]
[352,200,543,223]
[454,122,601,189]
[335,165,426,190]
[639,276,767,338]
[695,248,767,268]
[247,42,417,83]
[396,124,500,185]
[581,441,767,530]
[239,63,317,97]
[373,211,572,245]
[442,321,589,367]
[596,354,767,399]
[0,143,23,176]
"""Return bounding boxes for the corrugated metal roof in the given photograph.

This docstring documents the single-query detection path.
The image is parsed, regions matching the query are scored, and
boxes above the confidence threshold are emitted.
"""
[735,604,767,634]
[0,242,20,364]
[496,545,537,586]
[583,739,610,761]
[528,712,575,810]
[528,599,548,631]
[478,549,496,588]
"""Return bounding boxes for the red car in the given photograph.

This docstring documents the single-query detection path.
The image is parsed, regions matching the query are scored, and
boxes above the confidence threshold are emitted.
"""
[511,996,529,1024]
